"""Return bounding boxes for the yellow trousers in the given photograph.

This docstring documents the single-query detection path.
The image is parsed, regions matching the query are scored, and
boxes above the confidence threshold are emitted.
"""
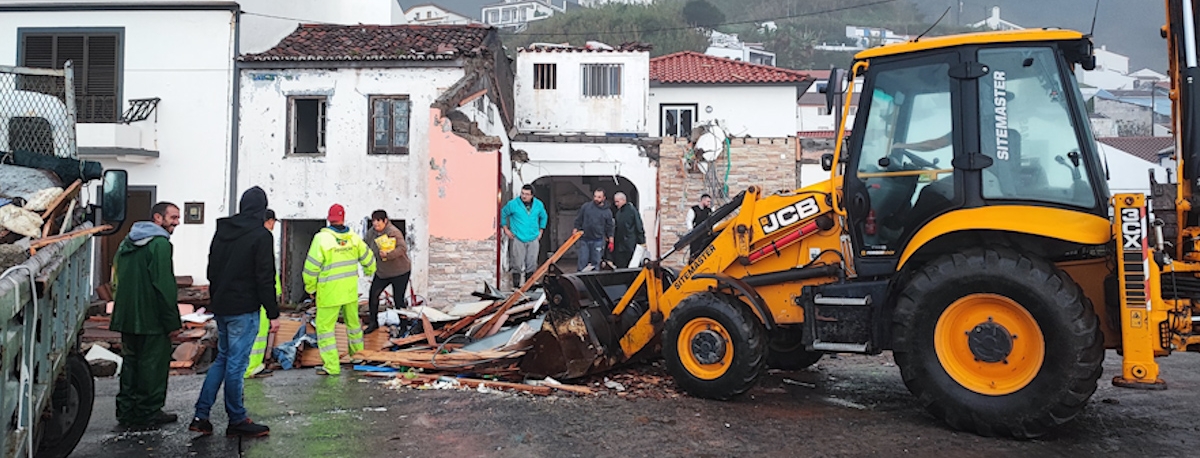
[315,302,363,375]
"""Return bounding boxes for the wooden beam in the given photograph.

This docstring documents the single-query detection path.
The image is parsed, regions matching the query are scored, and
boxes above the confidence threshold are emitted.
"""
[28,224,112,255]
[39,179,81,239]
[440,230,582,339]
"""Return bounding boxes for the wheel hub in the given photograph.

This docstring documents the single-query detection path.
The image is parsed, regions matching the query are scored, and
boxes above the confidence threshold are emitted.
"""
[691,329,728,365]
[966,318,1014,363]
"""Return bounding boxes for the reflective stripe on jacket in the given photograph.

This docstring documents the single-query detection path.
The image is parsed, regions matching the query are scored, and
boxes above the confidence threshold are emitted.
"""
[302,227,376,307]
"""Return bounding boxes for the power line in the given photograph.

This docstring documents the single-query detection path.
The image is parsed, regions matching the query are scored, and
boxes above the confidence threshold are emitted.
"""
[510,0,900,37]
[240,10,338,25]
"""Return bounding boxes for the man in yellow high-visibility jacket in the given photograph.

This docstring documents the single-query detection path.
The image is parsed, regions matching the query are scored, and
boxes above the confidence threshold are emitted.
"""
[302,204,376,375]
[246,209,280,379]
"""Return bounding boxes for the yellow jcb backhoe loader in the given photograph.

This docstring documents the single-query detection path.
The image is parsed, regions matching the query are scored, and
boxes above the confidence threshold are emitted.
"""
[521,2,1200,439]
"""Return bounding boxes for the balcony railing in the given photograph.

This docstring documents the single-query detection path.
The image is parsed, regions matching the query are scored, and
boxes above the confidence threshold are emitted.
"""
[77,94,119,123]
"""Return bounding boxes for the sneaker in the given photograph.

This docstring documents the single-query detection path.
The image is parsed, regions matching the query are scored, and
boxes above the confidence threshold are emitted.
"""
[188,417,214,435]
[250,368,274,379]
[226,418,270,438]
[150,410,178,425]
[316,368,335,376]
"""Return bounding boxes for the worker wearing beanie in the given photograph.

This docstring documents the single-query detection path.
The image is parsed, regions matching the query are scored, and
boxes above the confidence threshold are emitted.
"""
[301,204,376,375]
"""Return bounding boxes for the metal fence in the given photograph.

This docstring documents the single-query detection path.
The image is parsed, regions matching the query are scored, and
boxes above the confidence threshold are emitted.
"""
[0,63,76,159]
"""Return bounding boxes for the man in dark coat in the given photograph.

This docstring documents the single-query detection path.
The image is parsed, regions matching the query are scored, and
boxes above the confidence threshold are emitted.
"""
[112,201,181,428]
[611,192,645,268]
[188,186,278,438]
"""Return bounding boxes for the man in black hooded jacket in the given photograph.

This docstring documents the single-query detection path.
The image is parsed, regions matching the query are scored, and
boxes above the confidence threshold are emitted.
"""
[188,186,278,438]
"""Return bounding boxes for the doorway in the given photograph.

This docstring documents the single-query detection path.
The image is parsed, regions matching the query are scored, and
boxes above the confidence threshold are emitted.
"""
[99,186,154,285]
[530,175,638,271]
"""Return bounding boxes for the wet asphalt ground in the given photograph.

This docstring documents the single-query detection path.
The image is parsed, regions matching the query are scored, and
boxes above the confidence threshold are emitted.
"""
[73,350,1200,457]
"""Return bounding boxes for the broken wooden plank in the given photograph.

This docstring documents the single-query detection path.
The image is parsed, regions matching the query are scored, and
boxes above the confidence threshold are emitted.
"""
[169,360,194,369]
[401,374,553,396]
[420,313,437,347]
[389,334,429,348]
[546,383,595,395]
[440,230,582,339]
[28,224,112,254]
[38,179,81,238]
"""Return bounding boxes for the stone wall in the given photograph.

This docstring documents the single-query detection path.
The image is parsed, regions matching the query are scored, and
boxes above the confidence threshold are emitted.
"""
[658,136,814,268]
[427,236,497,307]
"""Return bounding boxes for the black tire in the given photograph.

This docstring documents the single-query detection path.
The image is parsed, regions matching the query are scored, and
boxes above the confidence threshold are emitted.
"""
[36,353,94,458]
[767,330,824,370]
[892,246,1104,439]
[663,293,767,400]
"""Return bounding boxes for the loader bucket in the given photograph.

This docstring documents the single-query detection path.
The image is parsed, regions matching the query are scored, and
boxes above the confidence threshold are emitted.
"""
[520,266,653,379]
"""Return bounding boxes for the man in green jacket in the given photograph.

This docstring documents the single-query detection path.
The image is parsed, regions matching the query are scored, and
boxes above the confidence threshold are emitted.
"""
[111,202,182,429]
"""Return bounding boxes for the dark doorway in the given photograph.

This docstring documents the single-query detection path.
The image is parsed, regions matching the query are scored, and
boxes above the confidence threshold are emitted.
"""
[280,219,325,306]
[99,186,154,285]
[529,176,638,272]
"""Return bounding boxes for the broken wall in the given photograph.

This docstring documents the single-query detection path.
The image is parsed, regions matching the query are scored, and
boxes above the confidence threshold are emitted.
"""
[427,107,503,305]
[657,136,827,268]
[238,66,468,300]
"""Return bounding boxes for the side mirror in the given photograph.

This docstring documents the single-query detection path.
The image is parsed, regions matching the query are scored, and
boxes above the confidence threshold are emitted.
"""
[823,68,844,114]
[821,153,835,171]
[101,169,128,228]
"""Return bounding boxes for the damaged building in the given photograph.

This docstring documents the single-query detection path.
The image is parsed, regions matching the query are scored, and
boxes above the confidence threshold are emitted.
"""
[511,42,661,268]
[236,24,515,306]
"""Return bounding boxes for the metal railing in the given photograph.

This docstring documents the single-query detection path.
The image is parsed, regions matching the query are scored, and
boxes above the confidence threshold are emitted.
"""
[0,63,76,158]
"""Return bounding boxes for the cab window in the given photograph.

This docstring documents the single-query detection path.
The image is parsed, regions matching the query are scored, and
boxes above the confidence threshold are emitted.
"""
[977,47,1096,208]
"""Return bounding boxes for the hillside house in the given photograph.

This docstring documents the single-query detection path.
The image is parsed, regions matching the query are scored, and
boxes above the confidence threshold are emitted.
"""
[648,51,813,138]
[403,4,478,25]
[237,24,514,305]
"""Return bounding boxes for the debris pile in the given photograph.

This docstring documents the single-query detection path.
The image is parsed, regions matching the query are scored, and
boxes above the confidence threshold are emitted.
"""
[1,173,106,270]
[352,232,595,396]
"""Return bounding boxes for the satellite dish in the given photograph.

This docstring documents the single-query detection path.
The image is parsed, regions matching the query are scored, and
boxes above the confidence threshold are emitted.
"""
[694,125,727,163]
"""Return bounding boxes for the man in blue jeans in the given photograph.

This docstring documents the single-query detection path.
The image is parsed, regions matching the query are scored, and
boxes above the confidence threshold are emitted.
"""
[189,187,279,437]
[573,187,614,271]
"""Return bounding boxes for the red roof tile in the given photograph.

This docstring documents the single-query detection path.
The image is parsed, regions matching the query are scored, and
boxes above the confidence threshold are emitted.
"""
[241,24,493,62]
[1096,136,1174,162]
[650,51,812,85]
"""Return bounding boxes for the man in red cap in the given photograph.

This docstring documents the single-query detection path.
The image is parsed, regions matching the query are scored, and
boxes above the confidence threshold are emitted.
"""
[301,203,376,375]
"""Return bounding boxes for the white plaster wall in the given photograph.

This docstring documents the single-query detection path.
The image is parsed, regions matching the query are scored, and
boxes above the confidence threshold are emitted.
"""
[515,50,649,134]
[1099,144,1167,195]
[512,142,659,255]
[405,5,475,24]
[238,66,468,297]
[797,105,857,133]
[0,9,236,282]
[649,85,797,137]
[238,0,406,54]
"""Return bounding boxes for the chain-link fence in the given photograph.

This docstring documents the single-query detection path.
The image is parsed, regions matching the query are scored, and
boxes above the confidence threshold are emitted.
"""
[0,64,75,159]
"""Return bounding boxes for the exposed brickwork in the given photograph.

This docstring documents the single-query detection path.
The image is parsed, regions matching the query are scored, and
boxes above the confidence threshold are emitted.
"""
[657,136,806,269]
[427,236,497,307]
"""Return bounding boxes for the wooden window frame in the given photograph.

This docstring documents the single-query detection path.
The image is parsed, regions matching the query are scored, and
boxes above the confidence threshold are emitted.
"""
[286,96,327,156]
[17,27,124,124]
[368,95,412,155]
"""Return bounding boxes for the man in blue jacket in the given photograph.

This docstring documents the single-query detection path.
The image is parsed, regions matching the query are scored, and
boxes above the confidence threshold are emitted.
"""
[501,184,548,287]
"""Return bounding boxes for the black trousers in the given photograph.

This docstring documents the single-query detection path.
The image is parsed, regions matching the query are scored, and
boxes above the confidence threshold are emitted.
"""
[368,272,411,326]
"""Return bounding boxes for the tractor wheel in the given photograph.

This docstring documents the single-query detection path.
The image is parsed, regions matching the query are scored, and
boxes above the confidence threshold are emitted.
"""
[663,293,767,400]
[36,352,94,458]
[892,246,1103,439]
[767,329,824,370]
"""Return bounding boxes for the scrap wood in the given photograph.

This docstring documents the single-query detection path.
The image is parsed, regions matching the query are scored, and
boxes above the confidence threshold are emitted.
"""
[441,231,582,340]
[401,373,553,396]
[420,313,437,346]
[170,360,194,369]
[354,349,523,370]
[28,224,112,253]
[38,179,80,238]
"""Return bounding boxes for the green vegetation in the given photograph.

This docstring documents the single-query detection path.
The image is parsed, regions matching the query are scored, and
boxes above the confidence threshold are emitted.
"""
[502,0,975,69]
[501,2,708,57]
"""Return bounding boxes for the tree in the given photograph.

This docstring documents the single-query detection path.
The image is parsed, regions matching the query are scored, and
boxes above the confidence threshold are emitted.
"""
[682,0,726,28]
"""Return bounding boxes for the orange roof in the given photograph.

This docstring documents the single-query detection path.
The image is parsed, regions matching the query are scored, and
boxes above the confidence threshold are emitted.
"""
[650,51,812,85]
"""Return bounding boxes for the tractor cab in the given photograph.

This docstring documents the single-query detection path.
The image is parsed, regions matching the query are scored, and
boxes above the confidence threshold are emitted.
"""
[831,30,1111,276]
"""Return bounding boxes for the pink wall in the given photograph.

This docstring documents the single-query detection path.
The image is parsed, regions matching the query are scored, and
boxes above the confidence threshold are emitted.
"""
[427,108,500,240]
